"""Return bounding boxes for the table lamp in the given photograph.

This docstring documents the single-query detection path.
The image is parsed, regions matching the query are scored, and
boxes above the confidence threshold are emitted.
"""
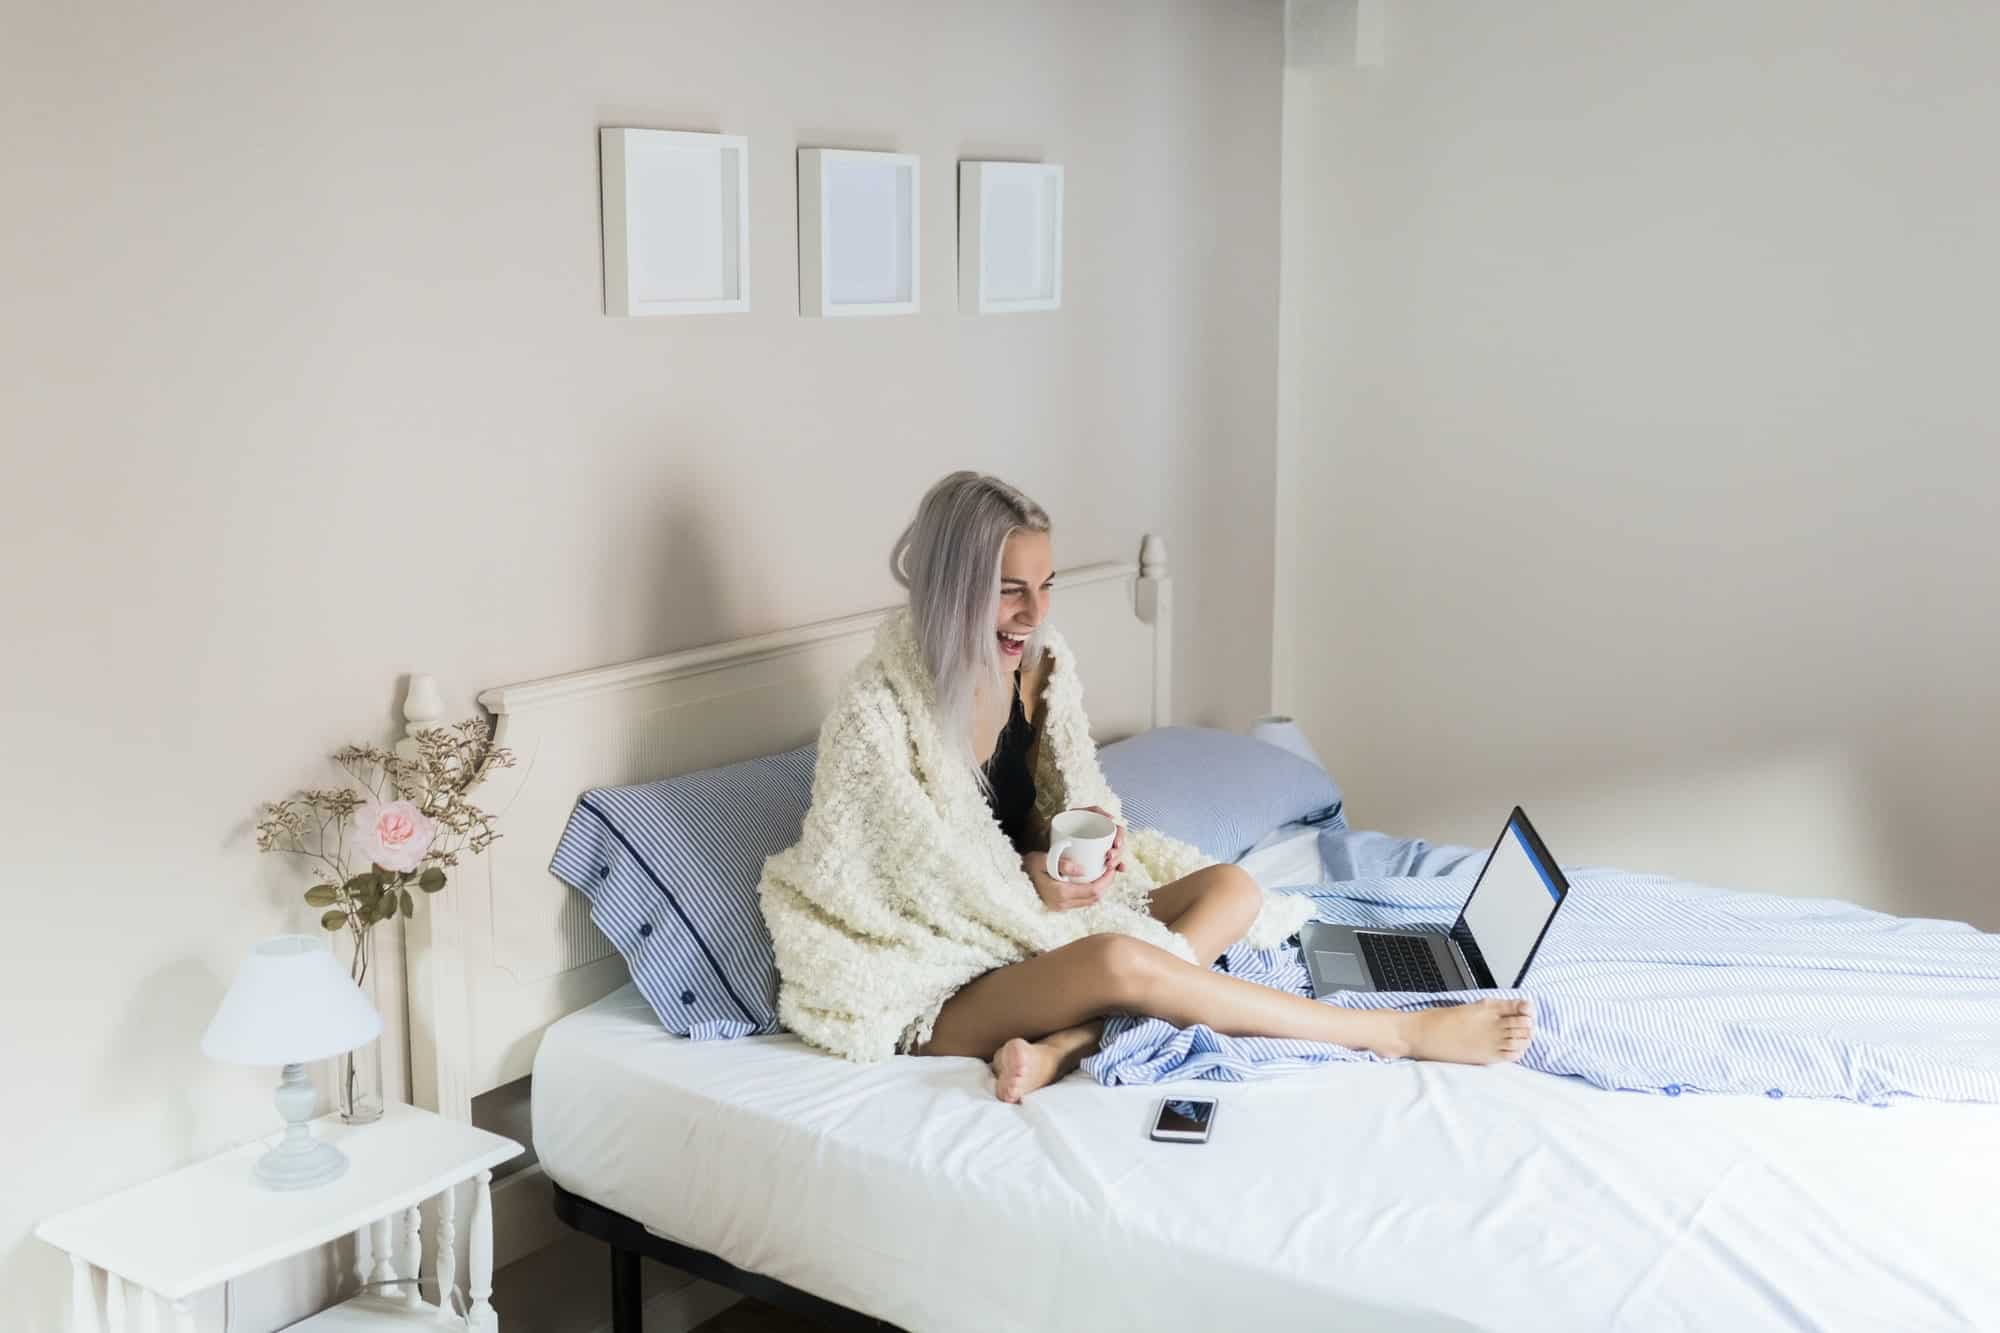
[201,934,383,1190]
[1249,714,1326,771]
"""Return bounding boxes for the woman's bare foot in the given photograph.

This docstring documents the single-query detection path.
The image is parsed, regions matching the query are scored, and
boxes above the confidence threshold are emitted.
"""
[1391,999,1533,1064]
[992,1037,1065,1102]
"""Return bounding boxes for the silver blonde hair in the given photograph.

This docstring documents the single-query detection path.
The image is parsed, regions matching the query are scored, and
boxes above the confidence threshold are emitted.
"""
[890,471,1053,787]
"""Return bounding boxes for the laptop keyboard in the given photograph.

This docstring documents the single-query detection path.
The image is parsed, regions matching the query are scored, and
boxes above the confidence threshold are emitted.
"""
[1357,932,1449,992]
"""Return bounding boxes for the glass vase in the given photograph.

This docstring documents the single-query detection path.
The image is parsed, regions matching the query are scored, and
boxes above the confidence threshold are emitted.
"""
[338,925,385,1125]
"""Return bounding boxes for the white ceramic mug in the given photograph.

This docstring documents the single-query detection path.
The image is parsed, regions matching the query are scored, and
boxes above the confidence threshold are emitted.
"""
[1047,809,1118,884]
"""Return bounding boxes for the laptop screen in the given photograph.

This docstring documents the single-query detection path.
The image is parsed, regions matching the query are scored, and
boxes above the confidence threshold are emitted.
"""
[1457,813,1564,987]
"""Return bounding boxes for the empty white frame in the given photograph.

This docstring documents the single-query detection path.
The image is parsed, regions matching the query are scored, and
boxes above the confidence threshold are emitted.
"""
[600,128,749,316]
[959,162,1063,314]
[798,149,920,317]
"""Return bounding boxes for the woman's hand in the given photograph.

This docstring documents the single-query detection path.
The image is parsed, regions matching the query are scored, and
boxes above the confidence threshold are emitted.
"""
[1076,805,1129,874]
[1024,849,1116,911]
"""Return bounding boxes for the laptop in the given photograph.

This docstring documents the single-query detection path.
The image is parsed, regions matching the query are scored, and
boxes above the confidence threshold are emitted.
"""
[1302,807,1569,996]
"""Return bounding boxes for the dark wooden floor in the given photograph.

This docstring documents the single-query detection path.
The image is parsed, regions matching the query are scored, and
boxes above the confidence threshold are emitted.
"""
[692,1298,832,1332]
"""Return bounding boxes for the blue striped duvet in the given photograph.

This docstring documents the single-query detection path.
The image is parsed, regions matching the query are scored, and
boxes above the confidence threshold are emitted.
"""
[1082,873,2000,1105]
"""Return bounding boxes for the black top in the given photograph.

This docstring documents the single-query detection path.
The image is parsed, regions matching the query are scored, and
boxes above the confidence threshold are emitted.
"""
[984,672,1039,852]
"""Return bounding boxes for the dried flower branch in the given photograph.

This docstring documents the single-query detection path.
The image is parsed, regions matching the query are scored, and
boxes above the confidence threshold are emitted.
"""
[257,718,515,977]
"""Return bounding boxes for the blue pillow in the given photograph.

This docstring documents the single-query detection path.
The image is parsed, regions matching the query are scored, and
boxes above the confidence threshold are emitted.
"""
[548,745,816,1039]
[1098,726,1344,863]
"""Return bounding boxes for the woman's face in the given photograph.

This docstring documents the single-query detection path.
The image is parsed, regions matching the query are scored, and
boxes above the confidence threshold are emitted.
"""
[995,529,1053,664]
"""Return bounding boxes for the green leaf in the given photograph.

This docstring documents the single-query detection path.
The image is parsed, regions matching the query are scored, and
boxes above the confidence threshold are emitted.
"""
[304,885,338,907]
[370,893,394,923]
[382,891,399,920]
[400,889,416,919]
[343,871,380,894]
[419,868,446,892]
[320,910,345,931]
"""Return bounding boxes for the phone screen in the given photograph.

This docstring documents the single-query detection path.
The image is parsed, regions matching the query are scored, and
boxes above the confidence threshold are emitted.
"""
[1154,1098,1216,1136]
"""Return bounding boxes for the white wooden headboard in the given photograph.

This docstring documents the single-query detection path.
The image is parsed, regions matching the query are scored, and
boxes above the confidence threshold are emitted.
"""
[402,534,1171,1260]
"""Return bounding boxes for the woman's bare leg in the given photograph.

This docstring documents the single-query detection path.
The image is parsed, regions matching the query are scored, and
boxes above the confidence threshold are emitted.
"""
[923,933,1531,1070]
[1146,862,1264,965]
[983,864,1266,1100]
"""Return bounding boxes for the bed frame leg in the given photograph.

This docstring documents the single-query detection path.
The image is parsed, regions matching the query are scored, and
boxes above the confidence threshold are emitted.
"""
[611,1245,642,1333]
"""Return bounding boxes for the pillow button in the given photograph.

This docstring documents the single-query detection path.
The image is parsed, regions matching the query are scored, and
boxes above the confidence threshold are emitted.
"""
[680,989,695,1005]
[598,864,612,881]
[637,922,653,939]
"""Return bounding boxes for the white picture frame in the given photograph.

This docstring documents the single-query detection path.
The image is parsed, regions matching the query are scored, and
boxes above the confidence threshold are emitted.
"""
[599,128,749,317]
[798,148,920,317]
[958,161,1063,314]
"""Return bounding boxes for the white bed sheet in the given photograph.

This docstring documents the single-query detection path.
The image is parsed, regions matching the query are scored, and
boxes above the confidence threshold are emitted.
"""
[1237,821,1329,891]
[534,985,2000,1332]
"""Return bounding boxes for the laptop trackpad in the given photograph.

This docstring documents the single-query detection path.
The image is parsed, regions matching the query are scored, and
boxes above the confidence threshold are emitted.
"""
[1313,949,1368,987]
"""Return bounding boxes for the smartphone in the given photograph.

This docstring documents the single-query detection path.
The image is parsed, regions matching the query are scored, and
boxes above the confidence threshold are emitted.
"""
[1149,1097,1218,1143]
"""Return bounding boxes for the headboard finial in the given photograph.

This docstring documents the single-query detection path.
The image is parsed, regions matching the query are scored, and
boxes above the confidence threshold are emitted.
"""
[397,674,445,767]
[404,673,444,735]
[1133,534,1173,725]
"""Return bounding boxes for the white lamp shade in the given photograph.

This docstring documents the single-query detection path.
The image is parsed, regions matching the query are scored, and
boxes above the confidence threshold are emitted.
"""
[201,934,383,1067]
[1249,715,1326,772]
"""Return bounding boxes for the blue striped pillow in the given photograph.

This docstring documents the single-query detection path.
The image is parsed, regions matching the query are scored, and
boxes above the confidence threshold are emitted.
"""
[1099,726,1344,863]
[548,745,816,1039]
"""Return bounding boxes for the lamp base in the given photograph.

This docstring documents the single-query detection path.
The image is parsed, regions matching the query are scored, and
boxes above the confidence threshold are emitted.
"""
[254,1136,350,1191]
[1249,714,1326,771]
[253,1061,351,1191]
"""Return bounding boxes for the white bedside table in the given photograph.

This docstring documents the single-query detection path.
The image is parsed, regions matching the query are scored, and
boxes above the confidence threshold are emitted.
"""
[37,1101,523,1331]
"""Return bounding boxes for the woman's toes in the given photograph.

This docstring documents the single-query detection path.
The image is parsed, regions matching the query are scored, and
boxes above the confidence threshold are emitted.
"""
[993,1037,1067,1102]
[1399,999,1537,1066]
[992,1039,1033,1103]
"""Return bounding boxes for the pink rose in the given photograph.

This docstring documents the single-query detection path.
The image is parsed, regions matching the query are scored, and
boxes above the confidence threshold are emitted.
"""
[353,800,437,873]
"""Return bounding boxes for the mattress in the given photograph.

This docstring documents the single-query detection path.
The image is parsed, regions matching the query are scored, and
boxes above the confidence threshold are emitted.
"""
[533,984,2000,1332]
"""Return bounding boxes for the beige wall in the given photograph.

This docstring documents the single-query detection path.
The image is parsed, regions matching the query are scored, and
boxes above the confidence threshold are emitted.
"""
[1278,0,1997,924]
[0,2,1284,1326]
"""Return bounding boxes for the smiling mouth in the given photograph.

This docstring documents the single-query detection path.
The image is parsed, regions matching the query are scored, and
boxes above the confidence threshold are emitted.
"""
[998,629,1030,652]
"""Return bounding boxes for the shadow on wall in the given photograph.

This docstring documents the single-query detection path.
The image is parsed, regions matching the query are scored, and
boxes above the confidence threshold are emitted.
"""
[1413,742,1906,913]
[1853,722,1994,930]
[604,476,739,664]
[2,1237,92,1333]
[5,960,237,1332]
[92,958,230,1164]
[39,962,369,1332]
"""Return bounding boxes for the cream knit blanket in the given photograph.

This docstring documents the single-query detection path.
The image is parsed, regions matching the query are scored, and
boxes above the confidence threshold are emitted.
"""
[758,609,1314,1062]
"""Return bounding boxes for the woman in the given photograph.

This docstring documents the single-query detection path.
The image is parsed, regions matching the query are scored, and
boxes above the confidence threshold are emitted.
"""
[760,472,1531,1101]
